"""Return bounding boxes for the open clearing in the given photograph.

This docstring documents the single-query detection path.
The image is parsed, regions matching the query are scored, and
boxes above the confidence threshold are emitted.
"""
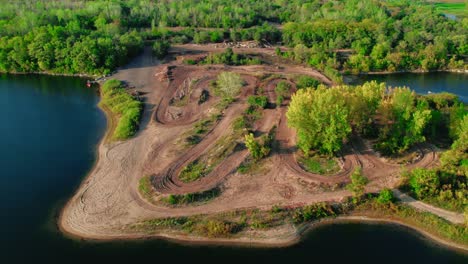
[60,44,443,243]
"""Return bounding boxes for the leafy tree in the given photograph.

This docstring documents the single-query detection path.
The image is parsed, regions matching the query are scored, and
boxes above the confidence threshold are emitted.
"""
[152,40,170,59]
[448,103,467,140]
[344,81,384,134]
[293,44,310,63]
[295,75,320,89]
[286,86,351,155]
[245,133,270,160]
[346,168,368,200]
[441,115,468,176]
[377,188,394,204]
[406,168,440,199]
[376,87,432,155]
[247,96,268,109]
[216,72,243,99]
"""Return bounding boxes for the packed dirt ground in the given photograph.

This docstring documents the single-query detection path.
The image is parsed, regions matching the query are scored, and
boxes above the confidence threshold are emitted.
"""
[60,44,448,243]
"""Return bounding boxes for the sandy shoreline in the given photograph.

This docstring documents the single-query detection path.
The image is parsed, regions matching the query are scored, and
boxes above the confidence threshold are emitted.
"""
[59,211,468,253]
[58,46,466,254]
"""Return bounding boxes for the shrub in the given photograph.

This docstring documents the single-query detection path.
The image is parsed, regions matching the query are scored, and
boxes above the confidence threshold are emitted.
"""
[377,188,394,204]
[152,40,170,59]
[162,188,220,206]
[276,95,284,107]
[196,220,239,237]
[216,72,244,99]
[406,168,440,199]
[295,75,320,89]
[179,160,209,182]
[101,79,142,140]
[247,95,268,108]
[138,176,153,199]
[245,133,270,160]
[198,90,209,104]
[346,168,369,200]
[275,81,291,97]
[292,203,336,223]
[202,48,261,66]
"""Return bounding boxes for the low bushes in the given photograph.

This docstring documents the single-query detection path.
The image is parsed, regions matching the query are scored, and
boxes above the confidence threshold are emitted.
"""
[292,203,337,224]
[101,79,143,140]
[299,154,340,175]
[138,176,153,200]
[202,48,261,66]
[162,188,221,206]
[179,160,211,183]
[401,168,467,212]
[247,95,268,109]
[294,75,320,89]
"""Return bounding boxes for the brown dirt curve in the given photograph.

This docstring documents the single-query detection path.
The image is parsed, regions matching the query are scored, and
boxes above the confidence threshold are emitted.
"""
[59,44,446,243]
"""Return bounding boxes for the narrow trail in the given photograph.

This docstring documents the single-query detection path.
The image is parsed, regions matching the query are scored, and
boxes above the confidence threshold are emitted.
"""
[393,189,465,224]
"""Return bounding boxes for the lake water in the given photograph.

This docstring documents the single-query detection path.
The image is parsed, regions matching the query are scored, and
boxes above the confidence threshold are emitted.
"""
[0,73,467,263]
[355,72,468,102]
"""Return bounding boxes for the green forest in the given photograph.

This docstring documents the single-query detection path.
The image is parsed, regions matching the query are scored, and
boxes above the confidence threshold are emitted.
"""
[287,82,467,211]
[0,0,466,75]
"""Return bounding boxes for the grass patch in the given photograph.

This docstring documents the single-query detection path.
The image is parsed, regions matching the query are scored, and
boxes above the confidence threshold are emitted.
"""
[434,2,467,17]
[132,202,338,238]
[298,154,340,175]
[179,160,212,183]
[184,113,222,146]
[294,75,320,89]
[201,48,262,66]
[138,176,154,200]
[132,196,467,245]
[183,120,245,181]
[237,159,255,174]
[100,79,142,140]
[237,156,267,175]
[181,96,233,147]
[161,188,221,206]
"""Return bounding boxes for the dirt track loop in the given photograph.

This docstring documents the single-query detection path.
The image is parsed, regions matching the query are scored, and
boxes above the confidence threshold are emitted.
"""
[60,45,445,241]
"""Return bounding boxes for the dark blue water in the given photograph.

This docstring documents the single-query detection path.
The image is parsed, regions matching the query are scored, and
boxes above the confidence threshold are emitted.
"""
[356,72,468,102]
[0,73,466,263]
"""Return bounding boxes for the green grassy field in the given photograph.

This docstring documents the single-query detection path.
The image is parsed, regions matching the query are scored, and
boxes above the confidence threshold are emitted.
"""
[430,1,467,18]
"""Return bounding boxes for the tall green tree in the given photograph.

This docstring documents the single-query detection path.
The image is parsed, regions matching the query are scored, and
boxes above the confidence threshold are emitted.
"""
[346,167,368,201]
[377,87,432,155]
[216,72,244,99]
[286,86,351,156]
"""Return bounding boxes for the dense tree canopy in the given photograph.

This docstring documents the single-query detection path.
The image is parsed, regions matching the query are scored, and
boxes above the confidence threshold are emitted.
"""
[286,82,465,157]
[281,0,467,73]
[0,0,465,75]
[376,87,432,155]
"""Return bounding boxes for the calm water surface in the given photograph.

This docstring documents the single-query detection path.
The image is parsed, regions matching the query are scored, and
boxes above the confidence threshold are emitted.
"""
[356,72,468,102]
[0,73,466,263]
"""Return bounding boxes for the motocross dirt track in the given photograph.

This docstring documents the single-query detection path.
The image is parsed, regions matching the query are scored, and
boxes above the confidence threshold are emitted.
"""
[60,44,441,241]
